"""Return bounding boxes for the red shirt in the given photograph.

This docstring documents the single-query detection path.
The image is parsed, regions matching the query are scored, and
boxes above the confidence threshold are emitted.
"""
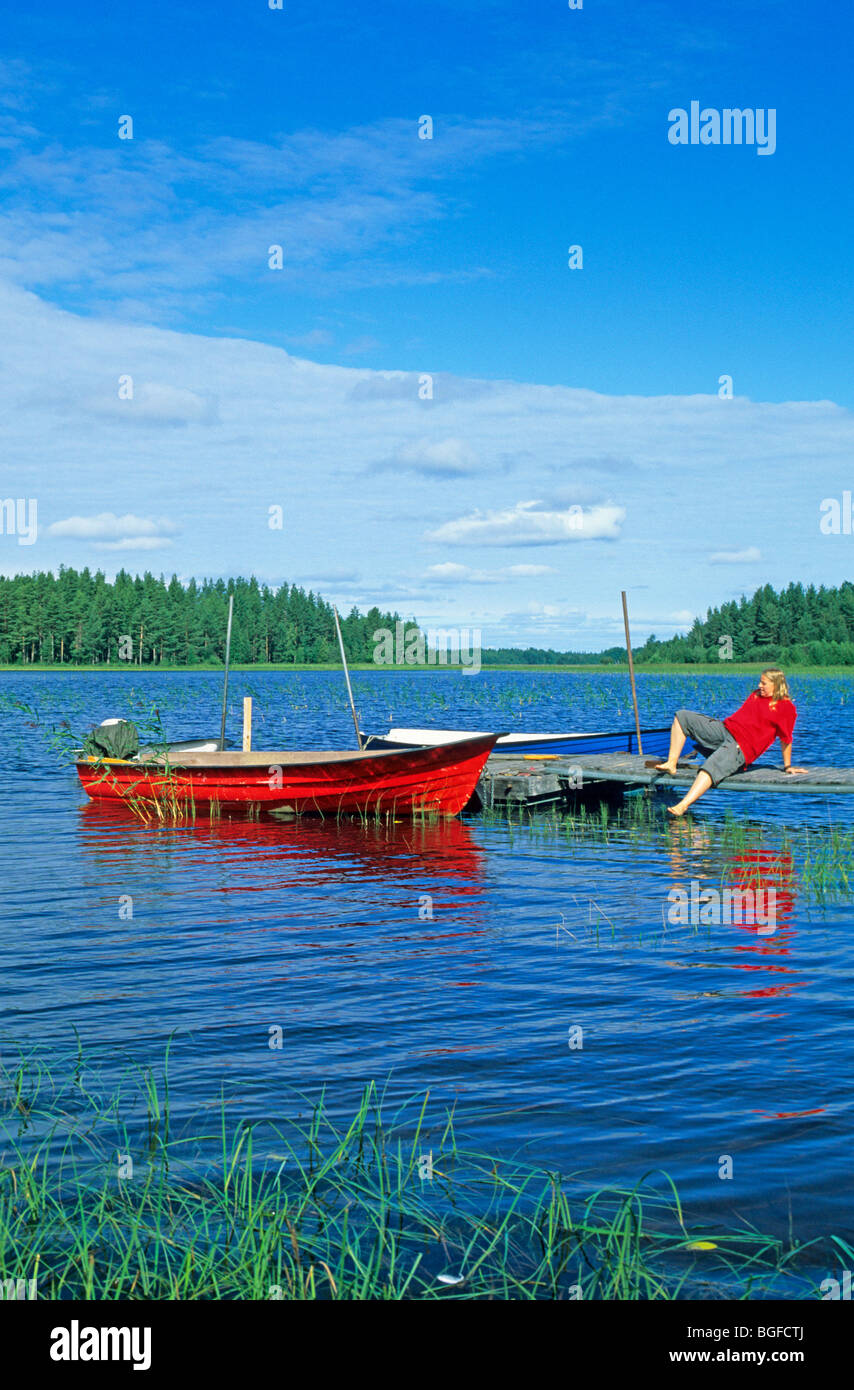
[724,690,797,766]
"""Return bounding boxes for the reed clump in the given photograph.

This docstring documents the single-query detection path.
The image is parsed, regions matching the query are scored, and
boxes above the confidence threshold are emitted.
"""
[123,772,197,826]
[481,799,854,905]
[0,1046,837,1301]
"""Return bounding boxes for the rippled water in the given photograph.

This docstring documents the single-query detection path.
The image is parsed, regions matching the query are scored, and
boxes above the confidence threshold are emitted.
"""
[3,668,854,1262]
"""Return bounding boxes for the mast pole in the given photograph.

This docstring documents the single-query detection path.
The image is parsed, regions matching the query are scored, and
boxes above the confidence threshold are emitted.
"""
[219,592,234,751]
[621,590,643,756]
[333,606,363,749]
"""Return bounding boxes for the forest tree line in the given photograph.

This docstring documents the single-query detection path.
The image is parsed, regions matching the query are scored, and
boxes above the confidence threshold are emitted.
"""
[481,575,854,661]
[633,581,854,667]
[0,568,420,666]
[2,572,854,667]
[481,583,854,666]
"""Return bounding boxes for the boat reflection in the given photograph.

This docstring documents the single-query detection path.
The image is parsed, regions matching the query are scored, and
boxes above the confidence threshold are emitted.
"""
[78,800,485,901]
[72,803,493,1038]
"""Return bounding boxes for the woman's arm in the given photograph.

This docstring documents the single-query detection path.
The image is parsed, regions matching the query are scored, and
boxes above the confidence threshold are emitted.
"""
[780,740,808,774]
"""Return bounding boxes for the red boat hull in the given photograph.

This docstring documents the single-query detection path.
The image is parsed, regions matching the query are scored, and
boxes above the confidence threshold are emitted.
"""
[76,735,498,818]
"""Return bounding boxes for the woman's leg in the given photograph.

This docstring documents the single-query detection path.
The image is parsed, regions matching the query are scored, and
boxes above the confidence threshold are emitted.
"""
[668,769,712,817]
[655,715,688,772]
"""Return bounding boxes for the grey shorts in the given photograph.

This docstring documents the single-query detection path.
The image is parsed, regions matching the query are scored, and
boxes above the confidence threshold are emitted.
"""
[675,708,745,787]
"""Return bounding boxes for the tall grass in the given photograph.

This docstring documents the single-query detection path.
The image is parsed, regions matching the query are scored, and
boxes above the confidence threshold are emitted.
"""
[481,797,854,905]
[0,1046,836,1301]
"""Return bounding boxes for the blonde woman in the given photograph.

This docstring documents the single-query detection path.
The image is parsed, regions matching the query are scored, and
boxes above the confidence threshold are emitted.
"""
[655,669,807,816]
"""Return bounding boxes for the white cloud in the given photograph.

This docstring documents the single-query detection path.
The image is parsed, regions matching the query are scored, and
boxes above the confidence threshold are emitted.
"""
[380,437,481,477]
[3,280,854,649]
[46,513,178,550]
[0,114,608,314]
[426,499,625,546]
[92,382,218,427]
[96,536,175,551]
[709,546,762,564]
[425,561,556,584]
[426,562,473,580]
[350,372,495,405]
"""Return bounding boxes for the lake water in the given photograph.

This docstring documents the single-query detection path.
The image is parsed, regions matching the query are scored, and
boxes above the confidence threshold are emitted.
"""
[3,668,854,1282]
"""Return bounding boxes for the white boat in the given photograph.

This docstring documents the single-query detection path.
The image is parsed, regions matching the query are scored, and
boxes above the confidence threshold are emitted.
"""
[362,726,676,757]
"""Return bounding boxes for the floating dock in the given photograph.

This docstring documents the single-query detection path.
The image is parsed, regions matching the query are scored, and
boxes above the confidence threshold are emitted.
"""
[476,753,854,810]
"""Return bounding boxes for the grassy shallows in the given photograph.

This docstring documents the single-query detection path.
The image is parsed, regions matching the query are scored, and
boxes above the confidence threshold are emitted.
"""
[484,795,854,904]
[0,1048,846,1301]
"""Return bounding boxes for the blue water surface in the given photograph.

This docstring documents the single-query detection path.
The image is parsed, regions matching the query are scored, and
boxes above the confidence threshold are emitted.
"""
[2,668,853,1277]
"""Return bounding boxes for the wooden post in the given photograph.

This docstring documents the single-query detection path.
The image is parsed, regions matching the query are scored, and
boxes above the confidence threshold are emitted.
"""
[621,590,643,755]
[242,697,252,752]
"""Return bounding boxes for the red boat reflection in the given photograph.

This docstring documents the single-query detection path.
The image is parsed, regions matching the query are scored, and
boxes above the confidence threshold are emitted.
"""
[79,797,485,897]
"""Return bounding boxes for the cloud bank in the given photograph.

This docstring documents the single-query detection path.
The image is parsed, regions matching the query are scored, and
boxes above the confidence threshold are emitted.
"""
[2,280,853,646]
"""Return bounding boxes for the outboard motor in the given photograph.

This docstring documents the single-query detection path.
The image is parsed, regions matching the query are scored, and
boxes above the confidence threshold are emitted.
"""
[85,718,140,760]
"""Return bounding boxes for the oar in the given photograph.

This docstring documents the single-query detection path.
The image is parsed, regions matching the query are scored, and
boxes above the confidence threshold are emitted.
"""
[621,589,643,756]
[333,605,363,749]
[219,592,234,751]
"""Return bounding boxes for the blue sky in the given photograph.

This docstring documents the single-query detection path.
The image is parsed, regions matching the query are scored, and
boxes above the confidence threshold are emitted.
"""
[2,0,853,647]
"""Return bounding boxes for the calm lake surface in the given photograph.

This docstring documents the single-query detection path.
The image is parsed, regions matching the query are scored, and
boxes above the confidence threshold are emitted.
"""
[3,668,854,1278]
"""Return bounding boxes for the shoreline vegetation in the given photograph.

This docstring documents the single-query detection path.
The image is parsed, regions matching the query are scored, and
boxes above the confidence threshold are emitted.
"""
[2,662,854,676]
[0,1044,846,1301]
[4,571,854,670]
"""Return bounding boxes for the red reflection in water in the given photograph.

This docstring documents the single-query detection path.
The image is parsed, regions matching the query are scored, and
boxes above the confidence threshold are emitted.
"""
[75,804,492,997]
[667,833,808,999]
[63,803,508,1084]
[665,839,823,1115]
[752,1108,827,1119]
[727,849,801,996]
[78,800,485,907]
[730,848,797,930]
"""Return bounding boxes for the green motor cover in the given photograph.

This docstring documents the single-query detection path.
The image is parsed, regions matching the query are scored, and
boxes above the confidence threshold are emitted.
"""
[85,720,140,760]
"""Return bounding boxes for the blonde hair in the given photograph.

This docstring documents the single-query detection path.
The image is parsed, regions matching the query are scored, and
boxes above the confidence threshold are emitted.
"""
[761,668,790,705]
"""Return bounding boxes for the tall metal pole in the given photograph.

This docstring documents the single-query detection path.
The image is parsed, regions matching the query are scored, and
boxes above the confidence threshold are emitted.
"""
[219,593,234,751]
[333,606,363,749]
[621,590,643,756]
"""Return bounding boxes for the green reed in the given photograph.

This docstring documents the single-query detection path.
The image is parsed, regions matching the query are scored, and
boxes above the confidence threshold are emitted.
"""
[0,1045,840,1301]
[481,795,854,910]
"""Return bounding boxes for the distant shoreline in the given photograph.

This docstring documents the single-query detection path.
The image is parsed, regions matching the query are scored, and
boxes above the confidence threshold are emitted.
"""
[2,662,854,677]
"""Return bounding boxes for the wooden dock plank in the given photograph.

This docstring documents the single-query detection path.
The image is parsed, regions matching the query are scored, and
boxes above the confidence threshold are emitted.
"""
[569,754,854,793]
[477,752,854,807]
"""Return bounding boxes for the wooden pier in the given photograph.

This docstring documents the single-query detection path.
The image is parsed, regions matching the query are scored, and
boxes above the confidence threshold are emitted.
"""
[476,753,854,810]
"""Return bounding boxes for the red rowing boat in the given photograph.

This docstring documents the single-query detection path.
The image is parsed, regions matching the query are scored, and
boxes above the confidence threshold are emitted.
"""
[75,734,498,817]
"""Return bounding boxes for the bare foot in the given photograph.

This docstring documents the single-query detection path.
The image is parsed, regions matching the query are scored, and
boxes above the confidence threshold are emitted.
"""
[667,804,687,817]
[655,762,678,774]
